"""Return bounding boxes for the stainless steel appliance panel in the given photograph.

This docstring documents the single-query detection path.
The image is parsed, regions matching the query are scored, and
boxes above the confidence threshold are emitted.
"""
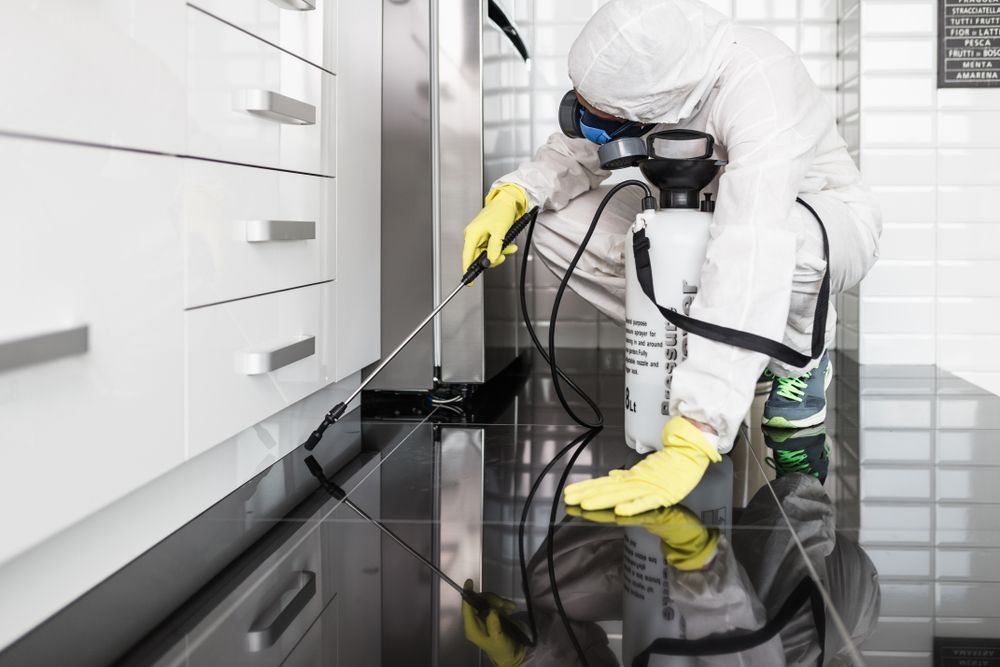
[375,0,437,390]
[379,0,530,389]
[438,0,487,383]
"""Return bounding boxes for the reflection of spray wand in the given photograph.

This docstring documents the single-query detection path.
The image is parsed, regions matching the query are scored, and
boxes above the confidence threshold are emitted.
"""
[303,455,532,647]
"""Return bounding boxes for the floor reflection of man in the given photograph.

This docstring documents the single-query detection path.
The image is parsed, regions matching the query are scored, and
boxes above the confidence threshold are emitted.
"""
[464,426,880,666]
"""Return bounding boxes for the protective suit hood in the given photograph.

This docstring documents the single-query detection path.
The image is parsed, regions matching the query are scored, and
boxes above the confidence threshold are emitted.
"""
[568,0,734,125]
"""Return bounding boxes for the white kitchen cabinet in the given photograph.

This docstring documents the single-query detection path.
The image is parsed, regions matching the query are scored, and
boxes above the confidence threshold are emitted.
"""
[332,0,381,381]
[0,1,186,154]
[0,0,381,641]
[186,281,337,456]
[186,6,336,176]
[0,137,185,566]
[183,160,336,308]
[189,0,337,74]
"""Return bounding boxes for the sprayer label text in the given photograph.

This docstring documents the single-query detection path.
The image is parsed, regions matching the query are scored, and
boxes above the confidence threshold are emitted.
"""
[661,281,697,414]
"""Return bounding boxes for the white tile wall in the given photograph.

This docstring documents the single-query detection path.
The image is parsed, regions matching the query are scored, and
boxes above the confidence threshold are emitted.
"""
[853,0,1000,394]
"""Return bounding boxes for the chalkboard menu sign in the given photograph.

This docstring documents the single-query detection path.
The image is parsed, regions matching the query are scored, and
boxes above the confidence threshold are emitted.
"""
[939,0,1000,87]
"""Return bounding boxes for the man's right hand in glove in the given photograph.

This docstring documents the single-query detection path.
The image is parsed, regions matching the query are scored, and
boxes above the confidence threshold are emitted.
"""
[462,183,530,274]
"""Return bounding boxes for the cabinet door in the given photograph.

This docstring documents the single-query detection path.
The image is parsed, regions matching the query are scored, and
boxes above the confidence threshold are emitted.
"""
[183,159,336,308]
[0,1,186,154]
[188,0,337,73]
[332,0,381,381]
[0,137,184,565]
[186,6,335,176]
[185,282,337,456]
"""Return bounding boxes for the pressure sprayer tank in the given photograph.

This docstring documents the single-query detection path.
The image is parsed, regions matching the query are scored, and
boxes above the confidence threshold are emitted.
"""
[623,131,727,454]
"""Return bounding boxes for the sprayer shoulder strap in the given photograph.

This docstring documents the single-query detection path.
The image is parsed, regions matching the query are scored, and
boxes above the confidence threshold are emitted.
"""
[632,197,829,369]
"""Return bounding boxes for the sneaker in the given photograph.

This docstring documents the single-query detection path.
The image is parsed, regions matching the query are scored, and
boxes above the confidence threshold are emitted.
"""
[763,424,830,483]
[761,352,832,429]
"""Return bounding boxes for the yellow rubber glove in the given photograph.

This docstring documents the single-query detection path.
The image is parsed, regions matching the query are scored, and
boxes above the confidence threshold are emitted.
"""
[563,416,722,516]
[567,505,720,571]
[461,580,527,667]
[462,183,530,274]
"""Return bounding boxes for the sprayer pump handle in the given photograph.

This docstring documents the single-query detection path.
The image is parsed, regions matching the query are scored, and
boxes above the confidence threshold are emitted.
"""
[645,130,715,160]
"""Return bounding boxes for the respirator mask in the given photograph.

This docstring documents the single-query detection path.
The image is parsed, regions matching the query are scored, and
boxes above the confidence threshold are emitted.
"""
[558,90,652,170]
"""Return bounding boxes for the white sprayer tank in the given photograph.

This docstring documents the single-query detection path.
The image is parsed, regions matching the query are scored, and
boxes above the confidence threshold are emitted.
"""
[623,206,712,454]
[622,130,725,454]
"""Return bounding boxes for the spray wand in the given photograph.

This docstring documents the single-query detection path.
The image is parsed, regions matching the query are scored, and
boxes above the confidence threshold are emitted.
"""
[302,207,538,451]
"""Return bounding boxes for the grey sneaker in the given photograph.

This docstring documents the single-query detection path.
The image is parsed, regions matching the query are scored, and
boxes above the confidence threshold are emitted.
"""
[761,352,832,429]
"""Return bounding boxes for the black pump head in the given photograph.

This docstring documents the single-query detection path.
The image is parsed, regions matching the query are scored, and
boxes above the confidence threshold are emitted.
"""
[637,130,726,208]
[639,157,726,208]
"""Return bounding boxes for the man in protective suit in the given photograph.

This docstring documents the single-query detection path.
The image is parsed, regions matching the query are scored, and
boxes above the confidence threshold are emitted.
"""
[461,0,881,514]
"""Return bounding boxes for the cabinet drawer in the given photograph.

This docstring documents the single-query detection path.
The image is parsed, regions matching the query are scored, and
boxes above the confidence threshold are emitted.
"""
[0,2,185,154]
[0,137,184,564]
[186,282,336,455]
[186,527,325,667]
[184,160,336,308]
[187,6,335,175]
[189,0,336,73]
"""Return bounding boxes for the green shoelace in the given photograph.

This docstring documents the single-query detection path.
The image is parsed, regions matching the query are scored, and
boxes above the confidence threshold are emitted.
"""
[763,369,812,402]
[765,449,818,477]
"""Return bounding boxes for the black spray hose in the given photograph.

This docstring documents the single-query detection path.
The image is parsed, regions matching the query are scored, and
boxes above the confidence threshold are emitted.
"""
[547,180,656,429]
[516,427,600,647]
[514,180,655,667]
[546,428,602,667]
[518,208,603,429]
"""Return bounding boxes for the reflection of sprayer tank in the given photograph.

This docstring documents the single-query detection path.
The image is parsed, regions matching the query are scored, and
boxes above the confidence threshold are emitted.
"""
[622,456,733,666]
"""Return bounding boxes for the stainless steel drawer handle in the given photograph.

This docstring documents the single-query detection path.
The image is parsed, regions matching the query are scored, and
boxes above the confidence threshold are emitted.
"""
[242,336,315,375]
[235,90,316,126]
[0,325,89,374]
[245,220,317,243]
[246,570,317,652]
[266,0,316,10]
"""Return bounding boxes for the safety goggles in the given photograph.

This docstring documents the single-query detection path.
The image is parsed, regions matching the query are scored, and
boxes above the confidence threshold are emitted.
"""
[577,108,651,145]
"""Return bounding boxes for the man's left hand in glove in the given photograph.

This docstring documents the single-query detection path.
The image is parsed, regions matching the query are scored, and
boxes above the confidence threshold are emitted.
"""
[564,416,721,516]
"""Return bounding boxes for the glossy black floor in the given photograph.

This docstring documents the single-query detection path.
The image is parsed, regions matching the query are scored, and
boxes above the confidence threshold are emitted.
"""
[3,350,998,666]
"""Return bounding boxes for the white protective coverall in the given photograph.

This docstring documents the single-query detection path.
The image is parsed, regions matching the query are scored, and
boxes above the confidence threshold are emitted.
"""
[510,475,881,666]
[492,0,881,448]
